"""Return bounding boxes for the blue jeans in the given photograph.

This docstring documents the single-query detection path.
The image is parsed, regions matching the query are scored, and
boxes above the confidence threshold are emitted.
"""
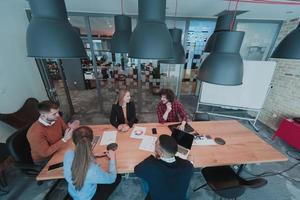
[140,179,149,195]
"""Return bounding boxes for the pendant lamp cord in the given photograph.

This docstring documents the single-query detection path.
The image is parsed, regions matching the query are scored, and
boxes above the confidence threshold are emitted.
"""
[230,0,240,31]
[121,0,124,15]
[174,0,178,28]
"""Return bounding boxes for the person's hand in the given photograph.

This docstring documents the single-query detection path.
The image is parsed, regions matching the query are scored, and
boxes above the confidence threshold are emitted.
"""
[178,122,186,131]
[117,124,124,131]
[121,124,130,132]
[106,150,116,160]
[68,120,80,130]
[166,102,172,112]
[62,128,73,142]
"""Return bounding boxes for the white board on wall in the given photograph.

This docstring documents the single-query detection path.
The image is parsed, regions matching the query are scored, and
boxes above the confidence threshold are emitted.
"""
[200,61,276,110]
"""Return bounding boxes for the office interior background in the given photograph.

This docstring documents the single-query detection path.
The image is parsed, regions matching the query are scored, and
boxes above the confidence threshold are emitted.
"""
[0,0,300,199]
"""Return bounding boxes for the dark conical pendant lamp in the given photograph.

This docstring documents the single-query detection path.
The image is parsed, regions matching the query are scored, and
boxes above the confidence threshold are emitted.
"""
[111,15,132,53]
[26,0,87,58]
[160,28,185,64]
[198,31,245,85]
[204,13,235,52]
[128,0,173,59]
[271,23,300,59]
[160,0,185,64]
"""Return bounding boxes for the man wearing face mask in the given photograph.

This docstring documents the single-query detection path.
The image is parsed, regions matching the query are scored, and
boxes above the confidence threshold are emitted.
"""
[27,100,80,165]
[134,135,193,200]
[156,89,189,131]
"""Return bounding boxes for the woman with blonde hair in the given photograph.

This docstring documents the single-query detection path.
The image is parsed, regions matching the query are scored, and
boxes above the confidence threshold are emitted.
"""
[110,90,137,132]
[64,126,120,200]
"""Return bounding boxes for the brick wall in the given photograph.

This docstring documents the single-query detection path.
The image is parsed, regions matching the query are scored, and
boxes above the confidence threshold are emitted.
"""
[259,18,300,130]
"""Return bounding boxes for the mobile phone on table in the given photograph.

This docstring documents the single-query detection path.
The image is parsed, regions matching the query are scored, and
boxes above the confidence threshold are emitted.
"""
[152,128,157,134]
[48,162,63,171]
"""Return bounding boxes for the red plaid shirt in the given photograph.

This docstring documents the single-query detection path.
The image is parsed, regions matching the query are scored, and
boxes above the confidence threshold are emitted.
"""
[156,100,188,123]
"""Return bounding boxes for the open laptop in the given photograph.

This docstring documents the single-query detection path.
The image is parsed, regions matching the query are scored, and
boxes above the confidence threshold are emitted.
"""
[168,123,194,133]
[171,128,194,159]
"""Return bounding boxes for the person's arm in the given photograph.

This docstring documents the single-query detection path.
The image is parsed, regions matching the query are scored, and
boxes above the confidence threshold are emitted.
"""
[110,105,120,128]
[134,156,153,180]
[127,102,136,128]
[156,104,166,123]
[176,101,188,122]
[89,159,117,184]
[33,131,64,159]
[163,110,170,121]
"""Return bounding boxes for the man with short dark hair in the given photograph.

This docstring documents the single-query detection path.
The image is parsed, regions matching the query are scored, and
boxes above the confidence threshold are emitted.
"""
[27,100,79,164]
[134,134,193,200]
[156,88,189,130]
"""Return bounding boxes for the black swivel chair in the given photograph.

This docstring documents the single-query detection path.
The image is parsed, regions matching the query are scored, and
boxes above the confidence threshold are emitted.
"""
[193,112,211,121]
[194,166,267,200]
[6,125,42,176]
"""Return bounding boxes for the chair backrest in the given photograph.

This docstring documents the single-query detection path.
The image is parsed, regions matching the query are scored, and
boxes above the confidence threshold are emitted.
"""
[202,166,245,199]
[0,98,39,129]
[6,124,34,164]
[193,112,210,121]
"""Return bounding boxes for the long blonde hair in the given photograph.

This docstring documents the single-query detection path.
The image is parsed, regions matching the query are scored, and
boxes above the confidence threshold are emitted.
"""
[116,89,130,105]
[71,126,94,191]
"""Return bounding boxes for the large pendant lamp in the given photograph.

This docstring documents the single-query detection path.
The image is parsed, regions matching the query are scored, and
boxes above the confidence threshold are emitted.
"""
[271,23,300,59]
[204,13,235,52]
[26,0,87,58]
[160,28,185,64]
[111,15,132,53]
[128,0,173,59]
[198,31,245,85]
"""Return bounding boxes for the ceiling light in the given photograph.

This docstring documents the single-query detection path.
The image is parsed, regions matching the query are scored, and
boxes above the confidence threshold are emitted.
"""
[26,0,86,58]
[271,23,300,59]
[111,15,132,53]
[128,0,173,59]
[198,31,245,85]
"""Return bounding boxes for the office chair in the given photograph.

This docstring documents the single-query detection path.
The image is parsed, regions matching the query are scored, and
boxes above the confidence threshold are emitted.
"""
[6,125,66,199]
[193,112,210,121]
[194,166,267,200]
[0,143,10,196]
[6,125,42,176]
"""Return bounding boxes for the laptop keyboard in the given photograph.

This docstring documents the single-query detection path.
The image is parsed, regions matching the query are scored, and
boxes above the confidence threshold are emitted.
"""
[91,136,101,150]
[177,145,189,155]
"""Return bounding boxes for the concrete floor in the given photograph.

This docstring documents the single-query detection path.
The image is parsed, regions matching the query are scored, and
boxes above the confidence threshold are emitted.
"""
[1,90,300,200]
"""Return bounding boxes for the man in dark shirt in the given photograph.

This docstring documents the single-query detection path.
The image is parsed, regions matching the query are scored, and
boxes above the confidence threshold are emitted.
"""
[134,134,194,200]
[156,89,189,131]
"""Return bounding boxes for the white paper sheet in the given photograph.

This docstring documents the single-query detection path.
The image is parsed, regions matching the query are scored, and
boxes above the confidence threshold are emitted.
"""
[100,131,117,145]
[193,137,216,146]
[139,135,157,152]
[130,126,146,139]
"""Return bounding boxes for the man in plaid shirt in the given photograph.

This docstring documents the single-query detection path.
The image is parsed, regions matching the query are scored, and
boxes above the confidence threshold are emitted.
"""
[156,89,188,131]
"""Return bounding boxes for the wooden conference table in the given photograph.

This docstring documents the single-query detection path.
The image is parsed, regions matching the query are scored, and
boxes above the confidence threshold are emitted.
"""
[37,120,287,181]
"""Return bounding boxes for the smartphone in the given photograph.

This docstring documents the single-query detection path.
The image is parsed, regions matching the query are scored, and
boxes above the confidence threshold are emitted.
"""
[48,162,63,171]
[152,128,157,134]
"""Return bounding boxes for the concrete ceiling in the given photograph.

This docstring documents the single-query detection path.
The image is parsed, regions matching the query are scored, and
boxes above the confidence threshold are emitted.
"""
[64,0,300,20]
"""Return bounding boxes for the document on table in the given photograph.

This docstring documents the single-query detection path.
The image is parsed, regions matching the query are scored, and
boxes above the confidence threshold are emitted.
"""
[139,135,157,152]
[100,131,117,145]
[193,137,216,146]
[130,126,146,139]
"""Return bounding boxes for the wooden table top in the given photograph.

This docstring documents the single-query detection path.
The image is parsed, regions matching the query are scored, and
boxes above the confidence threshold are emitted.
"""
[36,120,288,181]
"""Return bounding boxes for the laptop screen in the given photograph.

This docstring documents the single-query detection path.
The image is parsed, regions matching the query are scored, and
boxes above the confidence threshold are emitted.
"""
[171,128,194,150]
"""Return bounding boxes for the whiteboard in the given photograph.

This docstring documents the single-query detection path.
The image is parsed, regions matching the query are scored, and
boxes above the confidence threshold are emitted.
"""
[200,61,276,110]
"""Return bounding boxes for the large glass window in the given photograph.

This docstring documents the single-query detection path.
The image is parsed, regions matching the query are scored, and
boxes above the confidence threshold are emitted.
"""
[184,20,216,95]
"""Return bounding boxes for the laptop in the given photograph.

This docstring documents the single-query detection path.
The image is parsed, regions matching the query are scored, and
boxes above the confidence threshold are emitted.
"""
[91,135,101,150]
[171,128,194,159]
[168,123,194,133]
